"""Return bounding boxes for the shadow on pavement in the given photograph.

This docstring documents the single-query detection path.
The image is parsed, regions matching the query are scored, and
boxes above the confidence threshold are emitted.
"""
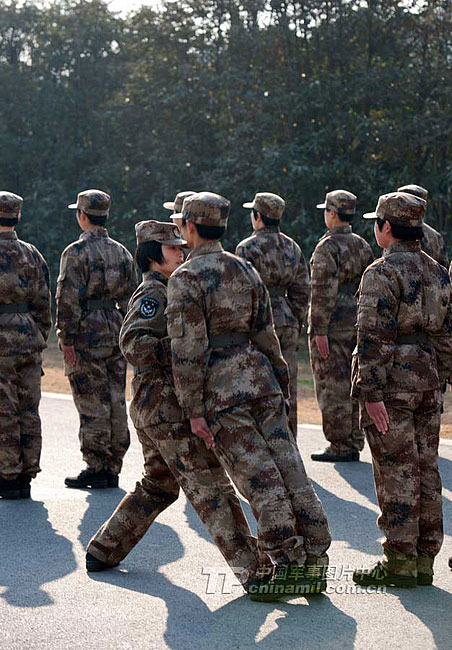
[89,521,357,650]
[312,480,380,556]
[0,500,76,608]
[78,488,127,549]
[334,460,378,505]
[397,586,452,650]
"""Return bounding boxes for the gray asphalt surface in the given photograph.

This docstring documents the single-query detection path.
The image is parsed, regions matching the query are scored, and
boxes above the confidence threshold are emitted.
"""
[1,392,452,650]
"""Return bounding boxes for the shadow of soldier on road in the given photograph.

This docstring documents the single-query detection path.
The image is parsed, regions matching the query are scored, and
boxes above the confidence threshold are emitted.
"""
[334,460,378,505]
[396,586,452,650]
[89,520,357,650]
[77,488,127,550]
[312,480,380,556]
[0,500,76,607]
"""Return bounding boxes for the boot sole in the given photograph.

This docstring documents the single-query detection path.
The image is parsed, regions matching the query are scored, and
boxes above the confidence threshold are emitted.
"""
[417,574,433,586]
[353,574,416,588]
[0,491,21,499]
[65,480,109,489]
[311,456,359,463]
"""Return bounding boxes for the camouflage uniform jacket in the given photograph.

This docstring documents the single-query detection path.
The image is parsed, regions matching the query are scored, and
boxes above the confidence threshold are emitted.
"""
[0,231,51,357]
[166,241,290,419]
[56,228,137,349]
[308,225,374,335]
[235,226,309,329]
[422,223,449,268]
[119,270,183,429]
[352,240,452,402]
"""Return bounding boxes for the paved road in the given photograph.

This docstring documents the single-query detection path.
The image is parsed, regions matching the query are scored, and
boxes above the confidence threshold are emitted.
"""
[1,393,452,650]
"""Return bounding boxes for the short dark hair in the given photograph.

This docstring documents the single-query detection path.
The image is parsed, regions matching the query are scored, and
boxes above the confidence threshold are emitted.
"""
[0,217,19,227]
[135,240,164,273]
[181,216,225,240]
[77,209,108,227]
[252,209,280,227]
[337,212,355,223]
[376,217,424,241]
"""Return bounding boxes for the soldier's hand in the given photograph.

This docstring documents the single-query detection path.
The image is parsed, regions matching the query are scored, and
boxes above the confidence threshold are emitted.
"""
[365,401,389,435]
[189,417,216,448]
[62,344,78,367]
[315,335,330,359]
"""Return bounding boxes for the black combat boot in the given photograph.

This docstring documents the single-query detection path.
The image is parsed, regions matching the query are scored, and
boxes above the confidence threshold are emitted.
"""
[86,552,120,572]
[106,473,119,488]
[311,446,359,462]
[65,468,108,489]
[18,474,32,499]
[0,477,21,499]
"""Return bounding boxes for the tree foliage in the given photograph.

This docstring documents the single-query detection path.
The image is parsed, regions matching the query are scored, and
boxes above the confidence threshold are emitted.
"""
[1,0,451,283]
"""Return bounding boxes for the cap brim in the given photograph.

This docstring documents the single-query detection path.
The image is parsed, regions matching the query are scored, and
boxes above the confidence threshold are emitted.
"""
[158,238,187,246]
[362,211,377,219]
[68,203,78,209]
[163,202,175,210]
[170,213,182,220]
[316,202,326,209]
[242,202,254,209]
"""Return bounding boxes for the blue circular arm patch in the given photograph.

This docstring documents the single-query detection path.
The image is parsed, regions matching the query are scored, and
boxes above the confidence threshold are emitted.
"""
[139,296,159,319]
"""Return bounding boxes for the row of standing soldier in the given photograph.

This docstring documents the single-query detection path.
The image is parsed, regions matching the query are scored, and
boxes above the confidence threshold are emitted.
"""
[0,184,451,598]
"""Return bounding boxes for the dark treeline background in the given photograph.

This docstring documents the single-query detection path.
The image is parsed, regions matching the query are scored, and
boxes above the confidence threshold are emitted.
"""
[1,0,452,286]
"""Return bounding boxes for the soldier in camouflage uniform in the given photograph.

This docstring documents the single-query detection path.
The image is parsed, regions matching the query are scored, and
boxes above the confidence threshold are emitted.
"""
[309,190,373,462]
[56,190,137,490]
[397,184,448,268]
[0,192,51,500]
[163,190,196,229]
[86,221,266,596]
[352,191,452,588]
[167,192,331,597]
[235,192,309,434]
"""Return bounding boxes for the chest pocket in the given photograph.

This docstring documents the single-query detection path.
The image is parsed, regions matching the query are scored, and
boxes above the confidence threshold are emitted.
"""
[357,294,379,330]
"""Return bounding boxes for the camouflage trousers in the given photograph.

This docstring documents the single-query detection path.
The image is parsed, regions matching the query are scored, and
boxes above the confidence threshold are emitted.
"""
[276,325,299,435]
[309,330,364,454]
[67,346,130,475]
[360,390,443,560]
[87,420,259,582]
[0,352,42,480]
[209,394,331,567]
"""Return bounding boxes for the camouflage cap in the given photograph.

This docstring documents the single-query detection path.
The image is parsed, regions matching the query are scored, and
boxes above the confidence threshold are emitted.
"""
[68,189,111,217]
[397,184,428,201]
[242,192,286,220]
[316,190,357,215]
[0,191,23,219]
[363,191,426,227]
[182,191,230,227]
[163,191,196,214]
[135,220,186,246]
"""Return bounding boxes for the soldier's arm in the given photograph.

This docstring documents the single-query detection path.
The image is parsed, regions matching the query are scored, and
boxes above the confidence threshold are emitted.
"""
[287,248,310,328]
[353,264,399,402]
[29,248,52,342]
[439,235,449,270]
[119,285,170,367]
[309,241,338,335]
[431,271,452,386]
[249,270,290,398]
[167,271,209,418]
[55,248,84,347]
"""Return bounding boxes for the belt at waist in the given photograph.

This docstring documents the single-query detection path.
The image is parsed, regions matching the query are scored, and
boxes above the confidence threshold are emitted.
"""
[209,332,249,349]
[396,332,431,345]
[81,298,117,310]
[268,287,287,297]
[337,283,356,295]
[134,364,154,376]
[0,302,29,314]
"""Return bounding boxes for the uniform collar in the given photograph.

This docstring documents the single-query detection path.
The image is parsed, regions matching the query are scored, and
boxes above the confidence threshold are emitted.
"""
[255,225,280,235]
[383,240,421,257]
[79,227,108,241]
[328,225,352,235]
[187,241,224,260]
[0,231,18,240]
[143,270,168,285]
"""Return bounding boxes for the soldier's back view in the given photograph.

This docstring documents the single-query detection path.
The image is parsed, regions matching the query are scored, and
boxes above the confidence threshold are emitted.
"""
[398,184,448,268]
[309,190,373,462]
[0,192,51,500]
[56,190,137,489]
[236,193,309,434]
